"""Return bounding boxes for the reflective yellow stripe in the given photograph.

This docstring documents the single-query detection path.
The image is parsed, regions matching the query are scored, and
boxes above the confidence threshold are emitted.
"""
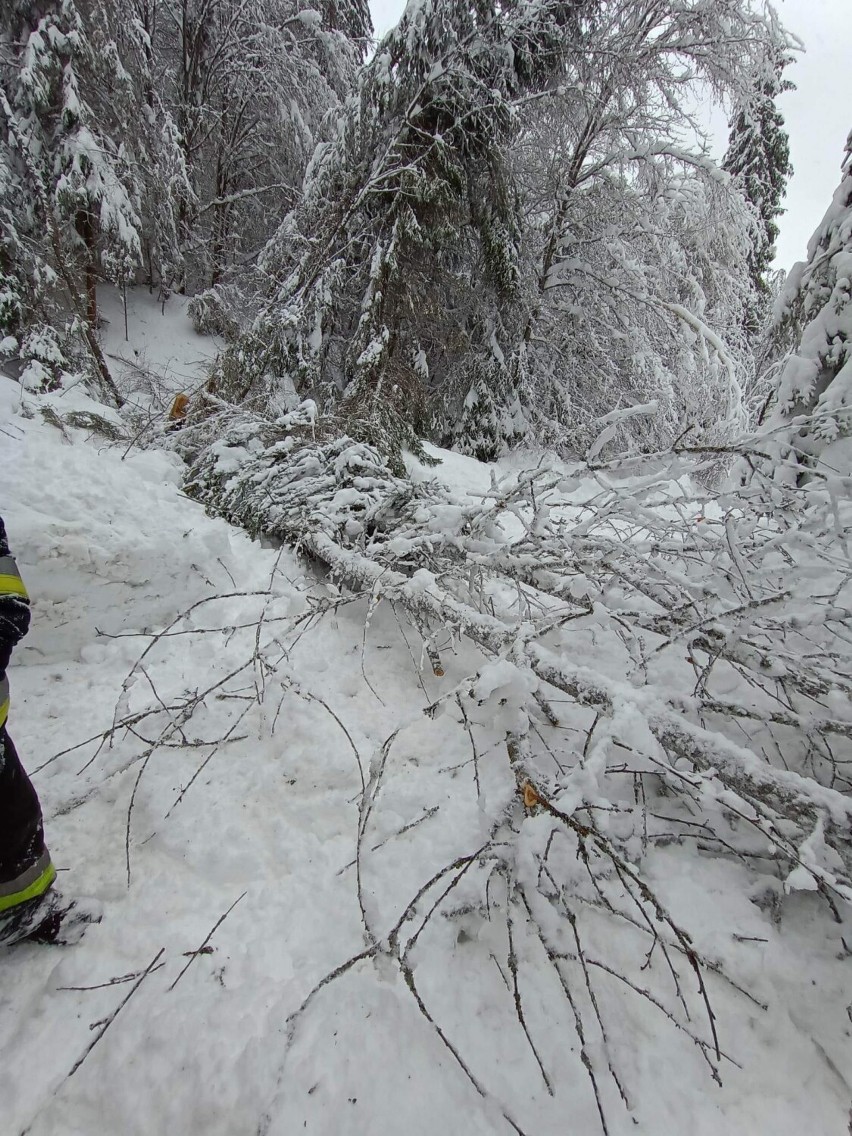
[0,574,28,599]
[0,696,7,729]
[0,861,56,914]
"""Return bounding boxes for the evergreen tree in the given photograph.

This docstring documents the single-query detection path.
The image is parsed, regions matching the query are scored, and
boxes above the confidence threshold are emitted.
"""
[767,128,852,479]
[0,0,140,397]
[83,0,191,293]
[723,43,793,333]
[0,0,364,387]
[220,0,588,463]
[319,0,372,58]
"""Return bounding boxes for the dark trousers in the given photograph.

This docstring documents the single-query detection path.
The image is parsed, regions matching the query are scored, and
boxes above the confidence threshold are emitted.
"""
[0,727,46,885]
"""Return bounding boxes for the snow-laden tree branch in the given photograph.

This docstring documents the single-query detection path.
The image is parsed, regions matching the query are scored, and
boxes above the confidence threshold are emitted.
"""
[161,399,851,1128]
[184,410,852,900]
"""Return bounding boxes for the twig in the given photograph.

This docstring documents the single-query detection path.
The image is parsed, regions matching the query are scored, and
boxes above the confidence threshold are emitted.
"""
[505,899,554,1095]
[396,954,531,1136]
[58,964,167,992]
[68,948,165,1077]
[169,892,247,991]
[297,688,366,794]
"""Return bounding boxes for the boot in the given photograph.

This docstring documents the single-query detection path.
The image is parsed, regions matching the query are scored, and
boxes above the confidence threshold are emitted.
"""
[0,891,102,947]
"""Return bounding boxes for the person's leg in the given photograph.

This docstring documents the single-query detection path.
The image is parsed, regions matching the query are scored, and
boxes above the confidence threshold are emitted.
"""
[0,727,55,938]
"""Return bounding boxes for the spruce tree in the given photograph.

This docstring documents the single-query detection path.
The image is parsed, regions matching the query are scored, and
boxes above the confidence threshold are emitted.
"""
[768,129,852,478]
[220,0,588,464]
[0,0,140,396]
[723,50,793,324]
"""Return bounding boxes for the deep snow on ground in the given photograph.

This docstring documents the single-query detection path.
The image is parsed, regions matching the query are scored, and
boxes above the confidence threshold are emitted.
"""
[0,295,850,1136]
[99,286,222,404]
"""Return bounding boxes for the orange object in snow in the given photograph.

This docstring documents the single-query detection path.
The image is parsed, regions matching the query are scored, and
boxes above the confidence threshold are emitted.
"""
[168,393,190,423]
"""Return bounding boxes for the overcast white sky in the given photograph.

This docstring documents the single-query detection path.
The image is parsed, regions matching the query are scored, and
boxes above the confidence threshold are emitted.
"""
[368,0,852,272]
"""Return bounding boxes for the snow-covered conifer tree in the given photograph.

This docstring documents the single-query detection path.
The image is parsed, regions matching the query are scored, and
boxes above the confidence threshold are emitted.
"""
[1,0,361,382]
[766,128,852,478]
[212,0,587,462]
[723,44,793,333]
[0,0,141,395]
[83,0,191,294]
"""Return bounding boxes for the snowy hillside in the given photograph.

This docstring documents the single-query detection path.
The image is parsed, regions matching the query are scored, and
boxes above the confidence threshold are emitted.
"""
[1,297,850,1136]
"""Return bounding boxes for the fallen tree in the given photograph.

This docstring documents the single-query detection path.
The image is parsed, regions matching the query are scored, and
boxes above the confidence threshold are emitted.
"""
[178,405,852,1128]
[186,415,852,863]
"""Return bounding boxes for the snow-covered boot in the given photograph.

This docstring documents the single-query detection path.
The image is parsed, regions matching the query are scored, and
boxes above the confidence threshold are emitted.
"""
[0,891,102,947]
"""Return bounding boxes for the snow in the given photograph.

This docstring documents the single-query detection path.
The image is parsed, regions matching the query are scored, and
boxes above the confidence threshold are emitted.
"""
[98,286,222,403]
[405,441,495,497]
[0,293,851,1136]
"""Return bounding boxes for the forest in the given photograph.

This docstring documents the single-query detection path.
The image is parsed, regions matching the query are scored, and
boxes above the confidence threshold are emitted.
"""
[2,0,852,1132]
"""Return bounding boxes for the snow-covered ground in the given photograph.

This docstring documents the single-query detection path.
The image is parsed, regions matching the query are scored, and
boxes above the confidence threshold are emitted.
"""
[99,285,223,402]
[0,296,850,1136]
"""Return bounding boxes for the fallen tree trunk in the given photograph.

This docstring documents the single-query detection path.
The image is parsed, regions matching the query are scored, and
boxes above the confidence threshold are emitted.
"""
[185,423,852,900]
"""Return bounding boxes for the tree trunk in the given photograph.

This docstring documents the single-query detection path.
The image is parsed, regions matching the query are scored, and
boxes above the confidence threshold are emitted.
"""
[75,208,99,326]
